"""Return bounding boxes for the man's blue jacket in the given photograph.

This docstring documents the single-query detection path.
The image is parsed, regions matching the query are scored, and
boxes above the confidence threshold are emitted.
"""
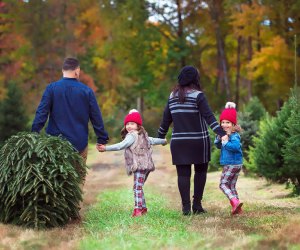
[32,77,109,151]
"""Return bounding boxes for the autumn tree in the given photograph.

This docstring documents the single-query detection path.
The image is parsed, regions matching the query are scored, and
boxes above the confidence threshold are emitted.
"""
[229,1,269,103]
[1,0,300,138]
[205,0,231,99]
[0,2,32,98]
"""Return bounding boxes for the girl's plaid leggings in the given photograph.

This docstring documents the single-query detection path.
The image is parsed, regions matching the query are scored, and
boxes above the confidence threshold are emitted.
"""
[133,170,149,209]
[219,164,243,200]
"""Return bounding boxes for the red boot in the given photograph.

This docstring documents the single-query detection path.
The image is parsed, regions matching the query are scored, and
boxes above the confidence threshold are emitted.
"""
[132,208,143,217]
[230,198,243,215]
[236,206,243,214]
[141,208,148,215]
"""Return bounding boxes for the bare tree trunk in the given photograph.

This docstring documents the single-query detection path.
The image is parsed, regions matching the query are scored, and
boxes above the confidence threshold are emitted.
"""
[208,0,230,99]
[176,0,186,67]
[257,27,261,52]
[137,94,144,117]
[246,36,253,99]
[235,36,242,106]
[108,32,115,90]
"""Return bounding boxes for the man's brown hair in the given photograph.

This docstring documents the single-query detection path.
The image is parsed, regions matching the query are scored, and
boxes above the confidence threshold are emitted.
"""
[62,57,80,71]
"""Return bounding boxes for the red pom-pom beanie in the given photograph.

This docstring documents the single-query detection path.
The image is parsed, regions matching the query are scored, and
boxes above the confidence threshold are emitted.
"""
[219,102,237,125]
[124,109,143,126]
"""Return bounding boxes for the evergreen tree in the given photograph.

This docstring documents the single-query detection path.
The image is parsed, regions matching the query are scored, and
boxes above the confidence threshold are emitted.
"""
[282,89,300,193]
[269,94,293,182]
[247,96,292,182]
[245,114,273,174]
[0,133,86,229]
[239,111,258,161]
[243,96,266,121]
[239,97,266,162]
[0,83,29,143]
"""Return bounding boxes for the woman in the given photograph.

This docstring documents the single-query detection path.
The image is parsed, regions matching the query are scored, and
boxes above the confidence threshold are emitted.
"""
[158,66,226,215]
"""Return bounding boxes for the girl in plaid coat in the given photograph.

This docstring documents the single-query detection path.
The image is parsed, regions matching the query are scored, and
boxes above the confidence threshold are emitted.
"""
[97,109,167,217]
[214,102,243,215]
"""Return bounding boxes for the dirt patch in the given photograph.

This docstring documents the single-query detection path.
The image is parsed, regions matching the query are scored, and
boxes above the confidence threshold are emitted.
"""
[257,217,300,249]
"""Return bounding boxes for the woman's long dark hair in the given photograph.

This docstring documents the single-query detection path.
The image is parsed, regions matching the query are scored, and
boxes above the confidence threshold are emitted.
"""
[172,83,201,103]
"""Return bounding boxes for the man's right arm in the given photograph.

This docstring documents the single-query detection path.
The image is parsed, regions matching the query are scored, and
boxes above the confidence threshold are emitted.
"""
[31,85,52,133]
[89,90,109,144]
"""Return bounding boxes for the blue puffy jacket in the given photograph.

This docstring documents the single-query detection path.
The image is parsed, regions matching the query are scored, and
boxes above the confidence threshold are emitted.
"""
[214,132,243,165]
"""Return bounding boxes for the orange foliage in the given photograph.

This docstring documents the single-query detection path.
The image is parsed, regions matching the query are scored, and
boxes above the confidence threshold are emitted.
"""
[79,71,98,93]
[231,1,269,38]
[0,1,30,94]
[75,5,107,48]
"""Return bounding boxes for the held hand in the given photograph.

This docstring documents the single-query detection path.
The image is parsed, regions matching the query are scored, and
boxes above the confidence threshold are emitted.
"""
[221,135,228,142]
[96,143,101,151]
[98,144,106,152]
[162,139,168,146]
[96,143,106,152]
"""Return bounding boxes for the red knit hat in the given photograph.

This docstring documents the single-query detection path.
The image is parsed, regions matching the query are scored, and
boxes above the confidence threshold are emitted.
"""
[219,102,237,125]
[124,109,142,126]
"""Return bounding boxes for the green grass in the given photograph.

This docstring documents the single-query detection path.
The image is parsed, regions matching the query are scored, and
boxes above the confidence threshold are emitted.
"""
[80,189,205,250]
[80,184,299,250]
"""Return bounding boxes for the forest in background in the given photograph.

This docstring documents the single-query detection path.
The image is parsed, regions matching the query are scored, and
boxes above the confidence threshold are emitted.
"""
[0,1,300,236]
[1,0,300,137]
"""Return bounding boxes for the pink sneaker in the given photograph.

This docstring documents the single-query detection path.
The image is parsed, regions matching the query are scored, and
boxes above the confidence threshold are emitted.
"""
[132,208,143,217]
[230,198,243,215]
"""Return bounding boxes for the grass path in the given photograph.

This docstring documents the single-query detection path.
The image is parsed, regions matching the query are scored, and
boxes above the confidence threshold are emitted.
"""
[0,145,299,250]
[80,146,300,250]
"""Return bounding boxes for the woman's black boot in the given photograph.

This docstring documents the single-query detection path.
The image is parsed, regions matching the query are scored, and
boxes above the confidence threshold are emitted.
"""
[192,197,206,214]
[193,163,208,214]
[178,176,191,215]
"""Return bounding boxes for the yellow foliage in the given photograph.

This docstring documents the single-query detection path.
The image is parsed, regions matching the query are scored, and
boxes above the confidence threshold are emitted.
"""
[75,5,107,46]
[100,89,119,116]
[247,36,294,97]
[93,57,108,70]
[231,2,269,38]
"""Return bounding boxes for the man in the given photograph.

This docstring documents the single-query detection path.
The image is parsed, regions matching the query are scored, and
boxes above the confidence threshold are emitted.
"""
[32,57,109,163]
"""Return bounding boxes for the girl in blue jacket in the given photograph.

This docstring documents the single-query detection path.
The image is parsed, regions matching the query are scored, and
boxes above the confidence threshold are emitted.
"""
[214,102,243,215]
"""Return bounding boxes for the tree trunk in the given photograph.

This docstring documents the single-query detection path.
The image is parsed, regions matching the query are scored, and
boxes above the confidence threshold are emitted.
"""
[257,27,261,52]
[246,36,253,99]
[208,0,230,99]
[235,36,242,106]
[137,94,144,117]
[176,0,186,67]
